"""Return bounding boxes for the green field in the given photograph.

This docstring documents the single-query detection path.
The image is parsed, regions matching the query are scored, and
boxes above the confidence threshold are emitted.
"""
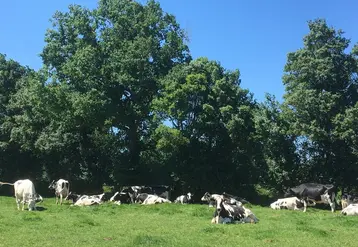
[0,196,356,247]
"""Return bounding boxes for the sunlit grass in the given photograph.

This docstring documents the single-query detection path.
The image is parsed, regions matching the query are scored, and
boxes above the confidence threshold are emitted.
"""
[0,196,357,247]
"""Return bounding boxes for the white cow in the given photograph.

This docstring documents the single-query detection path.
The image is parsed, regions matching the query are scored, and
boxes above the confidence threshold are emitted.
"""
[136,194,171,205]
[0,179,38,211]
[270,197,304,211]
[341,204,358,216]
[49,179,70,205]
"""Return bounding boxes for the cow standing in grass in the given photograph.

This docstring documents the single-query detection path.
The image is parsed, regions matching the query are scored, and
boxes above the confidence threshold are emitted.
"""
[0,179,39,211]
[49,179,70,205]
[284,183,337,212]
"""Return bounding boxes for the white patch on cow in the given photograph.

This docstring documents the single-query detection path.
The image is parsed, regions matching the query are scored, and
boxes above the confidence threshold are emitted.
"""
[270,197,304,211]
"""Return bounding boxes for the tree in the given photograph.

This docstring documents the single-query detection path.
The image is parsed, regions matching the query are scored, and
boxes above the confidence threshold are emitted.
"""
[282,19,358,186]
[153,57,260,195]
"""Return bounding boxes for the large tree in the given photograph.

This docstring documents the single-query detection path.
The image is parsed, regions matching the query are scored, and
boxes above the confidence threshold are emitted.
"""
[7,0,190,187]
[282,19,358,187]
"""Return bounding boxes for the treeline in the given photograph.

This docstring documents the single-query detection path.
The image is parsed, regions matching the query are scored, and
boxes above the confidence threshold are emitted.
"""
[1,0,358,200]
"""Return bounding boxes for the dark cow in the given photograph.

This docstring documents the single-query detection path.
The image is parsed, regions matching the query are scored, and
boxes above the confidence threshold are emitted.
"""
[109,191,132,204]
[284,183,337,212]
[212,196,259,224]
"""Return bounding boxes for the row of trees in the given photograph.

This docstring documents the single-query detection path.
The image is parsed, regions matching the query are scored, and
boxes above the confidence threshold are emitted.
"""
[1,0,358,199]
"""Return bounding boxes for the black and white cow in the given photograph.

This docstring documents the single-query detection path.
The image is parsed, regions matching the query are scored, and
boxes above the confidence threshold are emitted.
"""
[109,191,132,205]
[48,179,70,205]
[270,197,304,210]
[341,203,358,216]
[66,192,111,206]
[284,183,337,212]
[135,193,171,205]
[120,185,171,203]
[212,195,259,224]
[201,192,223,207]
[174,192,193,204]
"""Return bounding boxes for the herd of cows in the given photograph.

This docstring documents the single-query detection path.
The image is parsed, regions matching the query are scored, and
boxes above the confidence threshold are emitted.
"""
[1,179,358,224]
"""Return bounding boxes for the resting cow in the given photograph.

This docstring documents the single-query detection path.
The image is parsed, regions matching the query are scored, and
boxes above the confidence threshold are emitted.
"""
[211,196,259,224]
[284,183,337,212]
[136,193,171,205]
[270,197,304,210]
[341,204,358,216]
[201,192,223,207]
[341,194,358,209]
[174,192,193,204]
[0,179,39,211]
[48,179,70,205]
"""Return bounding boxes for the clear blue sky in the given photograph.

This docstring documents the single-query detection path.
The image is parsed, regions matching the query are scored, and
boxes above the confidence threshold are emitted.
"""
[1,0,357,102]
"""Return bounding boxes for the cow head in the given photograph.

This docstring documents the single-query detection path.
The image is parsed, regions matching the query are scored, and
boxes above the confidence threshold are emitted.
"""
[66,192,81,204]
[48,180,56,189]
[35,194,43,204]
[187,192,193,201]
[284,189,294,198]
[201,192,211,202]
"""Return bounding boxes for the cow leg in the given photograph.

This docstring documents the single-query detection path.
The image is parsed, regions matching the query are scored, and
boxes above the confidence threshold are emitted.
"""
[16,197,20,210]
[60,194,63,205]
[327,192,335,212]
[56,194,59,204]
[303,200,307,212]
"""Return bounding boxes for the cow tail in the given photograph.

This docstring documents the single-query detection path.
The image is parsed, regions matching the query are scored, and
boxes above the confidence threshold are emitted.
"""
[0,182,14,186]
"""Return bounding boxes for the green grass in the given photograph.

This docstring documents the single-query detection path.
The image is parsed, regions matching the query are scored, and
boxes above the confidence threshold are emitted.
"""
[0,196,357,247]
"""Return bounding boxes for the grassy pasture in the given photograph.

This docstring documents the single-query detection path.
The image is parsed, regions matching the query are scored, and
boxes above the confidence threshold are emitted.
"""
[0,196,357,247]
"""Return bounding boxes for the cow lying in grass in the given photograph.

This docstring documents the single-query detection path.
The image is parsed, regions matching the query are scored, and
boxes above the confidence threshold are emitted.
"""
[174,192,193,204]
[341,204,358,216]
[67,192,111,206]
[211,194,259,224]
[136,193,171,205]
[270,197,304,211]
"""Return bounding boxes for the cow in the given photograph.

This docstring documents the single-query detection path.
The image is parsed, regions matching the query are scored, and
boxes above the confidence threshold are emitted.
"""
[341,204,358,216]
[66,192,111,205]
[48,179,70,205]
[174,192,193,204]
[284,183,337,212]
[270,197,304,210]
[0,179,38,211]
[120,185,171,203]
[201,192,223,207]
[109,191,132,204]
[136,193,171,205]
[341,194,358,209]
[212,195,259,224]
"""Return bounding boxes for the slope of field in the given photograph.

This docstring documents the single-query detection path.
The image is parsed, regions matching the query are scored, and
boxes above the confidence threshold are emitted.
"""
[0,196,357,247]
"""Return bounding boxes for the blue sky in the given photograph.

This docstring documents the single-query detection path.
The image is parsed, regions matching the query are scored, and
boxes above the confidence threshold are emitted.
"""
[1,0,357,102]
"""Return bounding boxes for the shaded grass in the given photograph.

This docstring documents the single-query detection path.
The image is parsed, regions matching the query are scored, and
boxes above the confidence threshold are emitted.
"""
[0,196,358,247]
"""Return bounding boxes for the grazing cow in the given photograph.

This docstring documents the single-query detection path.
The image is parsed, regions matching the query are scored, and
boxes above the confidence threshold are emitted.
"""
[201,192,223,207]
[136,193,171,205]
[174,192,193,204]
[49,179,70,205]
[0,179,38,211]
[284,183,337,212]
[270,197,304,210]
[341,204,358,216]
[212,196,259,224]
